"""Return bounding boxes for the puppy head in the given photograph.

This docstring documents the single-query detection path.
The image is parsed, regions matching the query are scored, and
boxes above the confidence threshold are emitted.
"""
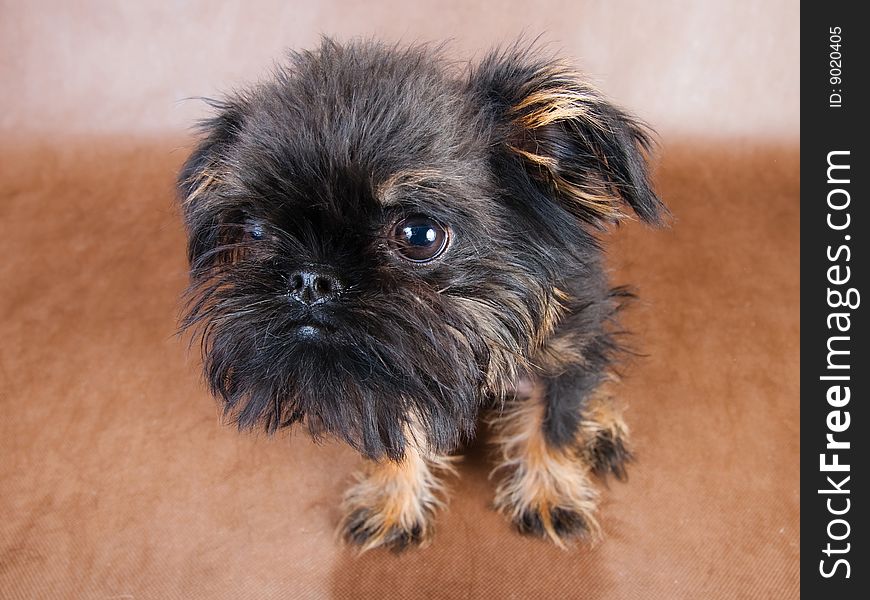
[178,40,665,460]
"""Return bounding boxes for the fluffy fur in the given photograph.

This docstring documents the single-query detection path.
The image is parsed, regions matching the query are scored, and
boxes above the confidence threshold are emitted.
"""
[178,39,665,549]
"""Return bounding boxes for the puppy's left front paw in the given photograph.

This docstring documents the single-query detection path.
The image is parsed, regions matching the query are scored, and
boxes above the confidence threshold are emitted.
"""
[495,470,601,549]
[339,455,451,553]
[341,506,430,553]
[514,504,596,545]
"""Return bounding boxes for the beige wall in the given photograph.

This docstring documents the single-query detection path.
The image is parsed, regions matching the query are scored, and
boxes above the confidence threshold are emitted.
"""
[1,0,798,141]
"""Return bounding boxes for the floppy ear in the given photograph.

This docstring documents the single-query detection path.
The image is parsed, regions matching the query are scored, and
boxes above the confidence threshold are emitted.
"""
[471,48,667,226]
[177,102,243,268]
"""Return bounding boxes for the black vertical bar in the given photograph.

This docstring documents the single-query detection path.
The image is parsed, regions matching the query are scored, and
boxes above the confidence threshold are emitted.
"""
[802,1,867,596]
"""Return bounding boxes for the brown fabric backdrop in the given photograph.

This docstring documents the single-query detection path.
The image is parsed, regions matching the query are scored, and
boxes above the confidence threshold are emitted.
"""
[1,1,799,598]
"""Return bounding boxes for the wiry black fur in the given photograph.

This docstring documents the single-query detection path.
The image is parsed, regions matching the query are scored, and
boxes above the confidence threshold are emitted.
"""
[178,39,665,462]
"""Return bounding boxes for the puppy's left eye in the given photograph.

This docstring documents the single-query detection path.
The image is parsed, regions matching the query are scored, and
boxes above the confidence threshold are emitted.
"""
[389,215,449,262]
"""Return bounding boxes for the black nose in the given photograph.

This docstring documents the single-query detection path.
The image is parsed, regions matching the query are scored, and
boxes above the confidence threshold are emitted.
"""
[288,268,342,305]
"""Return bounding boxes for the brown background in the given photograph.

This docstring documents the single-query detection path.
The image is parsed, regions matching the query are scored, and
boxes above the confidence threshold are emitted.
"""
[0,1,799,599]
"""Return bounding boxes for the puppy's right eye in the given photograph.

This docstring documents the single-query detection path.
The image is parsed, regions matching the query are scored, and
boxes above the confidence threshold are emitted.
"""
[243,222,266,241]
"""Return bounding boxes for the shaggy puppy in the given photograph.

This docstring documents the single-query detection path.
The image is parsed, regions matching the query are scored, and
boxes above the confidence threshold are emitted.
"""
[178,39,665,551]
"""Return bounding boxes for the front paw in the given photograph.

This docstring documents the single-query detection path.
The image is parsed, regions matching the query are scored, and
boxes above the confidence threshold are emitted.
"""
[338,440,455,552]
[492,445,601,548]
[341,506,429,553]
[512,504,596,547]
[340,468,441,553]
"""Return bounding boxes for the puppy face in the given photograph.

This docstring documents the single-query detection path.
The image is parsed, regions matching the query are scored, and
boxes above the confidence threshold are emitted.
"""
[179,41,664,460]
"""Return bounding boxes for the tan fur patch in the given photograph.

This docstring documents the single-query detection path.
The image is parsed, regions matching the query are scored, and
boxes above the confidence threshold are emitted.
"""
[532,329,588,375]
[182,165,222,208]
[506,145,559,170]
[509,64,606,132]
[375,169,450,205]
[530,287,569,351]
[340,418,457,552]
[489,381,601,548]
[513,91,596,131]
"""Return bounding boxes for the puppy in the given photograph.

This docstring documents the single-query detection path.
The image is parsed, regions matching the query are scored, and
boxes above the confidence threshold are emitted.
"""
[178,39,665,551]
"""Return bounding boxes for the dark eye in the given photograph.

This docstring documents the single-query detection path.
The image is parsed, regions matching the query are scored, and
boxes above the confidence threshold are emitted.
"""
[245,222,266,241]
[388,215,449,262]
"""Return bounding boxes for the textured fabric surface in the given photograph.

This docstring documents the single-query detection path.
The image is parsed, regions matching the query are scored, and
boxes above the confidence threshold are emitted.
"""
[0,140,799,598]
